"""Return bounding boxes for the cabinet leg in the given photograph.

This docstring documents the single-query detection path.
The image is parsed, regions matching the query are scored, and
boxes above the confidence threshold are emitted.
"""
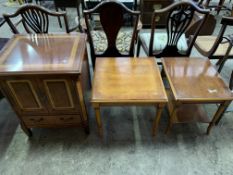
[84,125,90,134]
[20,122,32,137]
[94,106,103,137]
[152,104,164,137]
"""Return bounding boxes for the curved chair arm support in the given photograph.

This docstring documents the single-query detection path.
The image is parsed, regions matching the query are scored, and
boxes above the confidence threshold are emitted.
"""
[216,36,233,73]
[206,17,230,57]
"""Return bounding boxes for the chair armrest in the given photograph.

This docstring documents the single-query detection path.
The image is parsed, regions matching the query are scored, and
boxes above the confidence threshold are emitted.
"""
[215,36,233,72]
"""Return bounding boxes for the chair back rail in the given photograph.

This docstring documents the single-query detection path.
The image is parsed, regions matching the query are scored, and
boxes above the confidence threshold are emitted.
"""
[3,4,70,34]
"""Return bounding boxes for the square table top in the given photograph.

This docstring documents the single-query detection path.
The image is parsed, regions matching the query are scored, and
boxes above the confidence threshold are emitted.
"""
[92,57,168,104]
[0,33,86,76]
[162,57,233,102]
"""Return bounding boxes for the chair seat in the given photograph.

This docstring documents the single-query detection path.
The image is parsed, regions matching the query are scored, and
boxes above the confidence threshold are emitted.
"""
[91,30,132,54]
[195,36,233,57]
[139,32,188,53]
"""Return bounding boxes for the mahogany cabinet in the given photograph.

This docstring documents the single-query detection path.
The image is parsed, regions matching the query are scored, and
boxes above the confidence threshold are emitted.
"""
[0,33,90,136]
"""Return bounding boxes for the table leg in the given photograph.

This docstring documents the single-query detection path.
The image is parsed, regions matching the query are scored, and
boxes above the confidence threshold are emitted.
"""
[152,103,164,136]
[165,103,179,134]
[207,101,231,134]
[215,100,232,125]
[94,104,103,137]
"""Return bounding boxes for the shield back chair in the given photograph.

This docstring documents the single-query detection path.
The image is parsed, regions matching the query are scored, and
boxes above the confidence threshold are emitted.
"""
[84,0,140,67]
[194,16,233,62]
[3,4,75,34]
[136,1,209,59]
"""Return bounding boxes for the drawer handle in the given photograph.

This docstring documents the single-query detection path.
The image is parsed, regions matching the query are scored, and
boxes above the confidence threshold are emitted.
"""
[60,117,74,121]
[29,118,44,122]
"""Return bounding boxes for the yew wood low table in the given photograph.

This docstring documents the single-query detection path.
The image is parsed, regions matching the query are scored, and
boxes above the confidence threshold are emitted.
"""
[0,33,90,136]
[91,57,168,137]
[162,57,233,134]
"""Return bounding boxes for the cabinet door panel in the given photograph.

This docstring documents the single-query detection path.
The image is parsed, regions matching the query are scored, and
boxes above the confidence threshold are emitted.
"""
[43,79,81,114]
[5,80,47,114]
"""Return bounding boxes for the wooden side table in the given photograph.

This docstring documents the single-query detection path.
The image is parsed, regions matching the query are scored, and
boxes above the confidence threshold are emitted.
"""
[162,57,233,134]
[91,57,168,137]
[0,33,90,136]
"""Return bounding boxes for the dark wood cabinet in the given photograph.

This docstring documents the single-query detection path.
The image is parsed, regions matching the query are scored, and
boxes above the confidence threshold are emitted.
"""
[140,0,174,27]
[0,33,90,136]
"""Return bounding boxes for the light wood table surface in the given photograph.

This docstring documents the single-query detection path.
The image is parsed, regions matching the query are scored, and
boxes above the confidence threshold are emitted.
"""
[162,57,233,134]
[92,57,168,137]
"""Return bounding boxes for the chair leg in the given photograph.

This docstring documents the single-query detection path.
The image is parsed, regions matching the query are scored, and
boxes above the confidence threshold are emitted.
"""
[217,59,227,73]
[55,6,62,28]
[230,70,233,90]
[76,7,83,32]
[216,0,224,14]
[165,103,179,134]
[136,38,141,57]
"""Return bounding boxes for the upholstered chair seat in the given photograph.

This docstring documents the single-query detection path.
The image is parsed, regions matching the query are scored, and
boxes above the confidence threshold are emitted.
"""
[195,36,233,57]
[139,32,188,54]
[91,30,132,54]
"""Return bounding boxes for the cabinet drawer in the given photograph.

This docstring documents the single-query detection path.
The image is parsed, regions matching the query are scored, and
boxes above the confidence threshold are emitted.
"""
[23,115,82,128]
[55,115,82,126]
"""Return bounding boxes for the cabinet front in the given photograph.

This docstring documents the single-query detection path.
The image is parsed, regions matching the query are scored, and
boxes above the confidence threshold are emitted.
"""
[2,79,47,115]
[42,79,81,114]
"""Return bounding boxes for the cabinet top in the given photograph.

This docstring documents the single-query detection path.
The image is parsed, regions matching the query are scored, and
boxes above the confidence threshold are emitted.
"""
[0,33,86,76]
